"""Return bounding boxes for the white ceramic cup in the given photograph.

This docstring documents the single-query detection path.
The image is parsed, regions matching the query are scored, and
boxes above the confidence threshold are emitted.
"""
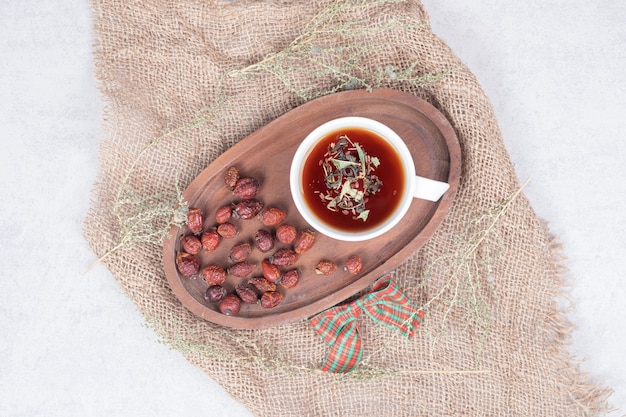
[290,117,450,241]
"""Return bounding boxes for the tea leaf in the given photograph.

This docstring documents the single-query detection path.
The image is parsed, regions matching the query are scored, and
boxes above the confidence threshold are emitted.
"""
[338,180,354,200]
[355,142,367,175]
[356,210,370,221]
[331,159,360,170]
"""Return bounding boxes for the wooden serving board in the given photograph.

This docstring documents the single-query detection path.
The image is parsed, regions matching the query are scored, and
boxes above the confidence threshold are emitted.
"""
[162,89,461,329]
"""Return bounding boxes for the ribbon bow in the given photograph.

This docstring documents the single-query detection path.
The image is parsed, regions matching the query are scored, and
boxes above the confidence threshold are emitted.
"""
[309,276,424,373]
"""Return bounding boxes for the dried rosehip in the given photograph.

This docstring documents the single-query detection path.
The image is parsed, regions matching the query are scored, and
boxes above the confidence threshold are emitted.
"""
[281,269,300,289]
[233,199,264,220]
[260,207,286,226]
[275,224,297,245]
[315,260,337,275]
[219,294,242,316]
[217,222,238,239]
[229,242,252,263]
[201,228,220,252]
[176,252,199,278]
[224,166,240,190]
[293,230,316,254]
[235,284,259,304]
[261,260,281,283]
[229,262,256,277]
[248,276,277,292]
[271,248,298,267]
[204,285,227,303]
[181,235,201,255]
[260,291,284,309]
[344,255,363,275]
[186,207,204,234]
[215,205,232,224]
[254,229,275,253]
[232,177,260,199]
[202,265,227,286]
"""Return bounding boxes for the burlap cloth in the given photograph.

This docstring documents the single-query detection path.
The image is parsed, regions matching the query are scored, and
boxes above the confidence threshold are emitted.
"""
[85,0,614,415]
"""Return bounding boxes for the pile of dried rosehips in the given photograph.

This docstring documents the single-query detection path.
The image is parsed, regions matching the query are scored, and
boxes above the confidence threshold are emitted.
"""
[174,166,363,317]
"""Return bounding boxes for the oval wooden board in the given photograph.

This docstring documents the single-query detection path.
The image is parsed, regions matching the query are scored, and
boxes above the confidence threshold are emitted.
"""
[162,89,461,329]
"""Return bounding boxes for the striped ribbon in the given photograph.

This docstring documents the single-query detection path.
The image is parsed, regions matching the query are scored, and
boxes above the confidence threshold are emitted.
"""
[309,276,424,373]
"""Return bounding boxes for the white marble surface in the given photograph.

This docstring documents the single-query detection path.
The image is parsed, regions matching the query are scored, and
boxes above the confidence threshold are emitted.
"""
[1,1,624,416]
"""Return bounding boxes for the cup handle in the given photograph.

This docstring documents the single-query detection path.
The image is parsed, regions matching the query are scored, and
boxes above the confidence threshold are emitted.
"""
[413,176,450,202]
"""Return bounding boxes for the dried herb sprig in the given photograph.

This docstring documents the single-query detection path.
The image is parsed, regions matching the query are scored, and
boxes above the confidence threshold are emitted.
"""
[229,0,455,100]
[84,177,189,275]
[151,315,490,380]
[414,177,532,360]
[316,134,382,221]
[84,105,224,274]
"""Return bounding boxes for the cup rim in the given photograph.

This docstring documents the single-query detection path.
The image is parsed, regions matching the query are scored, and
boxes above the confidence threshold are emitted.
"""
[290,117,415,242]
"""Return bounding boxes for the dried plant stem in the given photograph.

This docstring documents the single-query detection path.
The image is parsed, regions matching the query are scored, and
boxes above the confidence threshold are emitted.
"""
[229,0,453,100]
[84,106,223,274]
[153,313,490,379]
[337,367,491,380]
[415,177,533,363]
[423,176,532,311]
[84,242,125,274]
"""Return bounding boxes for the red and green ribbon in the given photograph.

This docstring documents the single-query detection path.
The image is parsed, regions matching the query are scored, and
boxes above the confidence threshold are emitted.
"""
[309,276,424,373]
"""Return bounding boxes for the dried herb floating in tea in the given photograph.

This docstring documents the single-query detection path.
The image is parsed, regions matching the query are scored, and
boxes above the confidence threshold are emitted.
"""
[316,135,382,222]
[302,128,405,232]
